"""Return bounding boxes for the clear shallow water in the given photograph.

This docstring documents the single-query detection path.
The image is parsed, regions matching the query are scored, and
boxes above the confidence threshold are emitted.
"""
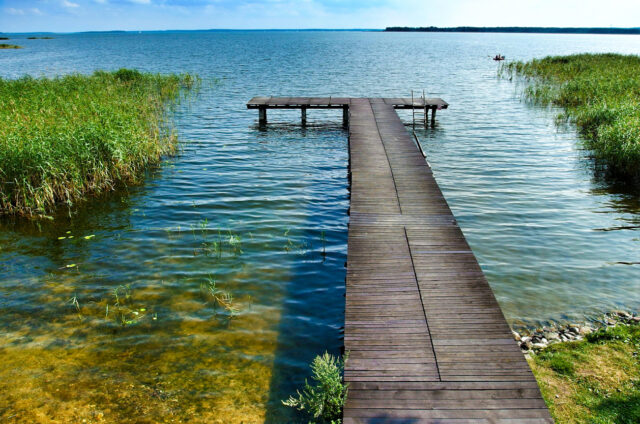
[1,31,639,422]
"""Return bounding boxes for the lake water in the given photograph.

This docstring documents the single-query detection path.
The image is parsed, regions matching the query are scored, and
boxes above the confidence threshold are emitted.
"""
[1,31,639,422]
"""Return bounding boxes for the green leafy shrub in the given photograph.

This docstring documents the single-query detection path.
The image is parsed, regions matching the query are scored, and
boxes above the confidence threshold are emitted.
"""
[283,352,348,424]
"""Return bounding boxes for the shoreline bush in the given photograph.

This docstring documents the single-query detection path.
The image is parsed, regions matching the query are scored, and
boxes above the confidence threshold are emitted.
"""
[283,352,348,424]
[502,53,640,182]
[0,69,198,217]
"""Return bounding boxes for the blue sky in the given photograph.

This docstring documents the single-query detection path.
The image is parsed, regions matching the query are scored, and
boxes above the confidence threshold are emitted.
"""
[2,0,640,33]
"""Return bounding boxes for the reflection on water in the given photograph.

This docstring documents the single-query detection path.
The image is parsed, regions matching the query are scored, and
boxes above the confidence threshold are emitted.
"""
[1,31,639,421]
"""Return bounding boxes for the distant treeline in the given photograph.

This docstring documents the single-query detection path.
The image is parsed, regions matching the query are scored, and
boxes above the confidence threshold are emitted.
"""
[385,26,640,35]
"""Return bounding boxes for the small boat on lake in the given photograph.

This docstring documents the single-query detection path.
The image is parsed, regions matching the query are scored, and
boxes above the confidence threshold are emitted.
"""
[493,54,505,61]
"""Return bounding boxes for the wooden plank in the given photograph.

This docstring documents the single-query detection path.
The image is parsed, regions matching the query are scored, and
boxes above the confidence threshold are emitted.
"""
[342,98,549,421]
[245,96,548,421]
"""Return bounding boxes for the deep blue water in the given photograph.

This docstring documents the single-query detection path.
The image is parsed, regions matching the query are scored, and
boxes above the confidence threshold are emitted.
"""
[0,31,639,422]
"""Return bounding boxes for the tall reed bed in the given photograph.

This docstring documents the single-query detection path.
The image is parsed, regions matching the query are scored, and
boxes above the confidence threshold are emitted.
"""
[0,69,198,217]
[502,54,640,181]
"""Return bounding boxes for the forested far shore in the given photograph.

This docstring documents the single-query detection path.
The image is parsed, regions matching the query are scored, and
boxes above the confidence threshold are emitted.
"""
[386,26,640,34]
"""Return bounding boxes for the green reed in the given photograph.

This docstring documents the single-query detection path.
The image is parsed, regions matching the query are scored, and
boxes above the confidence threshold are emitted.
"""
[502,54,640,181]
[200,277,239,317]
[0,69,199,217]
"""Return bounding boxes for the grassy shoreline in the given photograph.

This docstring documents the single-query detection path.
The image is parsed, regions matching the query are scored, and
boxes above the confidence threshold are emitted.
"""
[502,53,640,182]
[528,320,640,423]
[0,69,198,218]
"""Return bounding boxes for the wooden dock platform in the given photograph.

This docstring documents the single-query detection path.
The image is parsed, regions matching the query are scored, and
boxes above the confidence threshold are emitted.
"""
[247,97,552,423]
[247,96,449,126]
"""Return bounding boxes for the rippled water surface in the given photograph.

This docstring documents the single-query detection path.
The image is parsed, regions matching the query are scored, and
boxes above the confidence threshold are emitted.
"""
[1,31,639,422]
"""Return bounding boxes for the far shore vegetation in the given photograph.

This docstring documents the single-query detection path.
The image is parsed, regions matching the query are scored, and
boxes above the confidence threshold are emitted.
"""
[386,27,640,35]
[529,321,640,423]
[0,69,198,217]
[502,54,640,182]
[0,44,22,49]
[27,36,54,40]
[0,37,9,40]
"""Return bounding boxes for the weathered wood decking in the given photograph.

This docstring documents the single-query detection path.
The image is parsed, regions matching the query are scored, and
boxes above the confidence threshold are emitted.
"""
[247,96,449,126]
[247,97,552,423]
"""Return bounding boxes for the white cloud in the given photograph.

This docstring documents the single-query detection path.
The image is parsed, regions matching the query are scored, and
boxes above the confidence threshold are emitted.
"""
[5,8,25,15]
[129,0,152,4]
[31,8,44,15]
[62,0,80,8]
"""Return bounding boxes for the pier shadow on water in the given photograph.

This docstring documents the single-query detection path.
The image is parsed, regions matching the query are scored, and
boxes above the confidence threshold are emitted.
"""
[258,123,349,423]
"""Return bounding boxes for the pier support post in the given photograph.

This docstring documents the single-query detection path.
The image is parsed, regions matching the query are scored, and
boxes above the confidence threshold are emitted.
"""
[431,107,437,127]
[424,104,428,128]
[343,105,349,127]
[259,106,267,125]
[301,106,307,126]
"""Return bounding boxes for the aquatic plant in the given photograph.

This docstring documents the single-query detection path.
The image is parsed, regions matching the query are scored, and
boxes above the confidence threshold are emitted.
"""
[320,230,327,258]
[227,231,242,255]
[200,277,239,316]
[0,69,199,217]
[68,294,81,317]
[198,218,208,236]
[201,240,222,258]
[108,284,150,327]
[282,228,311,255]
[283,352,348,424]
[113,284,132,306]
[0,44,22,49]
[502,54,640,181]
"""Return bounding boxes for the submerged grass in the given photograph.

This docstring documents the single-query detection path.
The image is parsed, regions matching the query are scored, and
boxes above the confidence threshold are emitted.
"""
[502,54,640,181]
[0,69,198,217]
[530,323,640,423]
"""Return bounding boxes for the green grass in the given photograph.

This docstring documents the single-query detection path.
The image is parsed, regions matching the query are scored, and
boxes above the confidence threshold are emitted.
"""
[0,44,22,49]
[0,69,198,217]
[502,54,640,181]
[529,323,640,423]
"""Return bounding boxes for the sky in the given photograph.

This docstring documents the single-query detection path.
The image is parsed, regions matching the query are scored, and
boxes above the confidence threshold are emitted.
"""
[1,0,640,33]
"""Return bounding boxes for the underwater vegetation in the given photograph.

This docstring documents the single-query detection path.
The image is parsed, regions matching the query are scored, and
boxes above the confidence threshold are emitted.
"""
[0,69,199,217]
[503,54,640,183]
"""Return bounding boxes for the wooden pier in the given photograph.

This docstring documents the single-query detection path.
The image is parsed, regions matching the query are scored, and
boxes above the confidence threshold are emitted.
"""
[247,97,552,423]
[247,96,448,127]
